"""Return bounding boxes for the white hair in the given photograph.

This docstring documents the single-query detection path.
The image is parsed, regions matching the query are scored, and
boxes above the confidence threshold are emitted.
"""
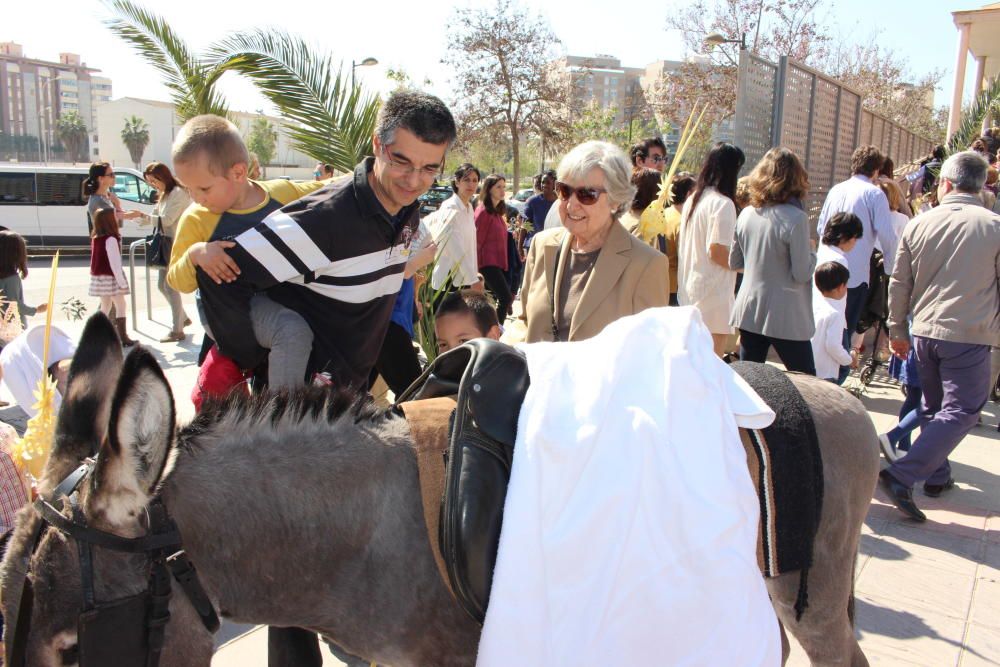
[940,150,989,193]
[556,141,636,217]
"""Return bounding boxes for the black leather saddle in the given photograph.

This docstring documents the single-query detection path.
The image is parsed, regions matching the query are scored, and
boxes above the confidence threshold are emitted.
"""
[397,339,529,623]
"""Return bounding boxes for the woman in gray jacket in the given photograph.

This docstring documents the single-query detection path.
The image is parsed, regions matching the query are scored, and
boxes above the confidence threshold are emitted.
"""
[729,147,817,374]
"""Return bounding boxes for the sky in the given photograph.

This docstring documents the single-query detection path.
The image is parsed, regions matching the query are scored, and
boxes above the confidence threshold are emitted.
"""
[5,0,983,120]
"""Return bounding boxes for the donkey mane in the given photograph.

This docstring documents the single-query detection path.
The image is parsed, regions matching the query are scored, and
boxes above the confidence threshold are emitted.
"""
[177,386,397,453]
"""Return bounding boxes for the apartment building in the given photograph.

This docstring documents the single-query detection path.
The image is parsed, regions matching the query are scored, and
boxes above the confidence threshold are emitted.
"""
[556,54,734,154]
[0,42,112,160]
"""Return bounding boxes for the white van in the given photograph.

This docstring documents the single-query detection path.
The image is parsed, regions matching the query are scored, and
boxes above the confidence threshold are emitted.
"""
[0,165,157,246]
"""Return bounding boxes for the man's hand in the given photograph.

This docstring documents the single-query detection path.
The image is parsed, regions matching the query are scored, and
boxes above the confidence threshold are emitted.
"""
[190,240,240,284]
[890,338,910,360]
[35,303,47,314]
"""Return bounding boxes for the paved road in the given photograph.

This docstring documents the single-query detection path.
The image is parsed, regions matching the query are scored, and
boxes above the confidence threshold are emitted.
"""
[8,259,1000,665]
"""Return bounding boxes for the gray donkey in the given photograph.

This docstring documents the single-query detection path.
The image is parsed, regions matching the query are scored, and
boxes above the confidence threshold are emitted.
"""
[2,315,878,666]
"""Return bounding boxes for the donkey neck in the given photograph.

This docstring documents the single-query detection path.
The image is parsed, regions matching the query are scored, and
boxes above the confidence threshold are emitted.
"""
[158,407,478,664]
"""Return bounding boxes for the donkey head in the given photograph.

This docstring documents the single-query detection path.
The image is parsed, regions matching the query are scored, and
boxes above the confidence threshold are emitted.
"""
[1,313,214,666]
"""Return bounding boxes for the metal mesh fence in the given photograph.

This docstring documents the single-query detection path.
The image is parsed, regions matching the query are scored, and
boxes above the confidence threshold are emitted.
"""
[735,53,935,222]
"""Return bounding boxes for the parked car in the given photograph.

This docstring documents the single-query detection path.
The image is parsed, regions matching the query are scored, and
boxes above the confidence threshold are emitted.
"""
[0,165,156,246]
[513,188,534,202]
[418,184,453,216]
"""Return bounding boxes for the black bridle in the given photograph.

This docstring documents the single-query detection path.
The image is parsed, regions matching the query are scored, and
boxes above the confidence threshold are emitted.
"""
[4,458,219,667]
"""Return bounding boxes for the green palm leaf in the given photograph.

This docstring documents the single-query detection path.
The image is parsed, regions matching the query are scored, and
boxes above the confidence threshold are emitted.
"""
[947,74,1000,156]
[206,29,381,172]
[102,0,228,121]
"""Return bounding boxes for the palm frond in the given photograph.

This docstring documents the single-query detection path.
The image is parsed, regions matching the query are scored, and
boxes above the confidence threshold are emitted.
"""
[206,29,381,172]
[947,75,1000,155]
[102,0,228,121]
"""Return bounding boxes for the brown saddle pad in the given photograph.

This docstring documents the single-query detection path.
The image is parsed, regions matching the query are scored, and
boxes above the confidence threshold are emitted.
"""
[399,397,455,597]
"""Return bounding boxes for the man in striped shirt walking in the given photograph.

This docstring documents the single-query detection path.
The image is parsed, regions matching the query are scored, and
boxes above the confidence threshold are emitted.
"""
[197,91,456,393]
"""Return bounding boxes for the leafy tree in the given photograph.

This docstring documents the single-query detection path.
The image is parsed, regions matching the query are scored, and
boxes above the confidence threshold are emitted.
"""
[559,104,631,153]
[442,0,570,191]
[103,0,229,121]
[120,115,150,168]
[55,111,88,163]
[823,40,946,140]
[246,115,278,178]
[385,67,433,91]
[208,29,382,173]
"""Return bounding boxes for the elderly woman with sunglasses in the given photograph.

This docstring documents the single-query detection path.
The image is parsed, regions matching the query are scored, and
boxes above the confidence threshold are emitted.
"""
[517,141,670,343]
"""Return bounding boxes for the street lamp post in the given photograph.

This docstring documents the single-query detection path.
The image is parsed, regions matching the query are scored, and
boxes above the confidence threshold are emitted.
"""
[703,32,748,52]
[36,74,57,164]
[351,57,379,89]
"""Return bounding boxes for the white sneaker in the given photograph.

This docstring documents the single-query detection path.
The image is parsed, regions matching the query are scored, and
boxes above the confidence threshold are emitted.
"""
[878,433,898,461]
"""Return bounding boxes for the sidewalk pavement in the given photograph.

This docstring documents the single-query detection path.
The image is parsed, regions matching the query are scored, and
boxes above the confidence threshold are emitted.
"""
[4,280,997,665]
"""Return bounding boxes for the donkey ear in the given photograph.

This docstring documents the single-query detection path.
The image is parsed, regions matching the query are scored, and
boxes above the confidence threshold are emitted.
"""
[42,313,124,490]
[89,346,175,526]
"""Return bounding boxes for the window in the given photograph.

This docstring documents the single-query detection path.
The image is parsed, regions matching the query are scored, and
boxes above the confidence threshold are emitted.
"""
[112,172,154,204]
[37,172,85,206]
[0,173,36,205]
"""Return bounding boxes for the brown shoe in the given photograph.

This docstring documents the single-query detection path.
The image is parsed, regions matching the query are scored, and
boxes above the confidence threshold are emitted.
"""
[114,317,137,347]
[159,331,185,343]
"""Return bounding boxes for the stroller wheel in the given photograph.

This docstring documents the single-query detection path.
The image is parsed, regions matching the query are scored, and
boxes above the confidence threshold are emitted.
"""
[860,366,876,386]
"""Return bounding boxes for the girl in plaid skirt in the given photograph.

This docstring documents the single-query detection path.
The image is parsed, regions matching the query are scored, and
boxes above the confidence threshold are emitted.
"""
[89,208,135,346]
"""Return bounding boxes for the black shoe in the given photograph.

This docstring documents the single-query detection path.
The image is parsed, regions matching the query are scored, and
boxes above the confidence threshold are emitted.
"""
[878,470,926,522]
[922,477,955,498]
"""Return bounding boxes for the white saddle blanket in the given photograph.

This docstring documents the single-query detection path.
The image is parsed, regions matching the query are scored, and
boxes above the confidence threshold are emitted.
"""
[477,307,781,666]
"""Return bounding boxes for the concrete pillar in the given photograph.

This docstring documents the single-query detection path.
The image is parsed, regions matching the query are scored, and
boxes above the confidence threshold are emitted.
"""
[974,56,993,134]
[947,21,972,142]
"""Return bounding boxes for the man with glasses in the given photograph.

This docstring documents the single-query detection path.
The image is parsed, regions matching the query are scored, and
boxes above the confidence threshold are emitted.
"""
[197,90,456,395]
[196,90,455,667]
[629,137,667,173]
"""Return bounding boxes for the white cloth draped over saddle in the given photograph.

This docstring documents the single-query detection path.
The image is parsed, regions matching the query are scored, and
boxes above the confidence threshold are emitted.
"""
[476,307,781,667]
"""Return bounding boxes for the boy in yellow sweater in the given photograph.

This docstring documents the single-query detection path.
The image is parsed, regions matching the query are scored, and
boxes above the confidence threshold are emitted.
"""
[168,114,328,404]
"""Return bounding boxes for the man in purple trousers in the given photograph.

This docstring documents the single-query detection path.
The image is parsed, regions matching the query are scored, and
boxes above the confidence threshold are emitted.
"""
[880,150,1000,522]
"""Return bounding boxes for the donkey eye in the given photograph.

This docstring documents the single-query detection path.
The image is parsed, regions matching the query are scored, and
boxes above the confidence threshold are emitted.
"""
[59,644,79,665]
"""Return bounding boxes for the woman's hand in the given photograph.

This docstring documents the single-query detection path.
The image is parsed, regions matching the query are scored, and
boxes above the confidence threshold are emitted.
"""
[190,240,240,284]
[123,210,144,220]
[35,303,48,314]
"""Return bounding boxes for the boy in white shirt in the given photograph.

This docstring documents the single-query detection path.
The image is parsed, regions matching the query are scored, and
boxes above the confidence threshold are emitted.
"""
[811,262,859,381]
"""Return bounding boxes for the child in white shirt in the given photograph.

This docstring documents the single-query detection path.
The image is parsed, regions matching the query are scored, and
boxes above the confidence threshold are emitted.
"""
[811,262,858,381]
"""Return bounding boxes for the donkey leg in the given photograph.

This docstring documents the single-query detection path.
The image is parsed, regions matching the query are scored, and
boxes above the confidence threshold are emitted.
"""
[779,620,791,666]
[773,375,879,667]
[268,627,322,667]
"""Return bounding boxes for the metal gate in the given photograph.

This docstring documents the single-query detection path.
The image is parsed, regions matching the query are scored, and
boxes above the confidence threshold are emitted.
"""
[735,52,935,220]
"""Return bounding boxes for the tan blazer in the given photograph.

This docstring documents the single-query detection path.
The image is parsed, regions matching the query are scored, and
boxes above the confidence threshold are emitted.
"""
[518,221,671,343]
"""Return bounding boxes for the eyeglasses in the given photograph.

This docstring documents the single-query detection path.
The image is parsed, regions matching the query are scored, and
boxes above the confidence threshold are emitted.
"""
[647,155,665,164]
[380,145,442,179]
[313,171,323,178]
[555,181,606,205]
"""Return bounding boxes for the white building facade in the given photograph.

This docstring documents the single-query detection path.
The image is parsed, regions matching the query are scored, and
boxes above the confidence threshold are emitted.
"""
[96,97,318,178]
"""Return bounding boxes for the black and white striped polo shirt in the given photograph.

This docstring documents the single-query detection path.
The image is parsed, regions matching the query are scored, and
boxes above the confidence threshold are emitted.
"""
[197,158,420,388]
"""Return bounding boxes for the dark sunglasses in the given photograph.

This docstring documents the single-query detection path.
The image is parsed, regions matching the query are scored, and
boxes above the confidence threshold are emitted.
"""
[555,181,606,205]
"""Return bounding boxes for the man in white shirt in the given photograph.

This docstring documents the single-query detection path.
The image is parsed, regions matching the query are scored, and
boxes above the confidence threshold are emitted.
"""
[425,163,481,291]
[816,146,898,382]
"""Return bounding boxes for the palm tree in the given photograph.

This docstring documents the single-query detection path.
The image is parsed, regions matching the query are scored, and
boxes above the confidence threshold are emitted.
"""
[121,115,150,168]
[246,115,278,178]
[947,75,1000,155]
[103,0,228,121]
[55,111,88,163]
[207,29,381,172]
